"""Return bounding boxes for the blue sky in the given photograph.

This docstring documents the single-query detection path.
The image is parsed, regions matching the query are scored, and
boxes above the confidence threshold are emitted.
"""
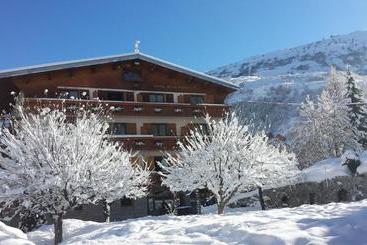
[1,0,367,71]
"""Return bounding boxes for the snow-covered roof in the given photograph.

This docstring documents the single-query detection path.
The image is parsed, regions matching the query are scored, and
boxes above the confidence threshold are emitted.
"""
[0,52,238,90]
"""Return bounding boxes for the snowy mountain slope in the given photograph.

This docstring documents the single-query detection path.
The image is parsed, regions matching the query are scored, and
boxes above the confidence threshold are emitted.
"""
[210,31,367,78]
[25,200,367,244]
[211,31,367,134]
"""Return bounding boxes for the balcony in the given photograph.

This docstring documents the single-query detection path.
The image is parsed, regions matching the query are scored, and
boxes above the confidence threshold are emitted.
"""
[111,135,180,151]
[23,98,229,118]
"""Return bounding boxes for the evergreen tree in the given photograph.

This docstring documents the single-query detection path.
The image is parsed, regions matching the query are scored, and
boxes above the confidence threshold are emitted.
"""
[345,68,367,147]
[290,67,360,166]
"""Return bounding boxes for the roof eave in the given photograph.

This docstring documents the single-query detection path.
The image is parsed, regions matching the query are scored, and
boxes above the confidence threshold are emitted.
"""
[0,52,238,90]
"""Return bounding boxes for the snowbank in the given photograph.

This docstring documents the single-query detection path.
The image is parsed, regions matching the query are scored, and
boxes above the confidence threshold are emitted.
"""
[0,222,34,245]
[302,151,367,183]
[26,200,367,244]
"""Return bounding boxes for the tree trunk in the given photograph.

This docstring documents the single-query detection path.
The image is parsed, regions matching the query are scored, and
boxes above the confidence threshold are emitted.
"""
[103,199,111,223]
[196,189,201,215]
[53,214,63,245]
[258,187,266,210]
[351,176,357,201]
[217,201,225,215]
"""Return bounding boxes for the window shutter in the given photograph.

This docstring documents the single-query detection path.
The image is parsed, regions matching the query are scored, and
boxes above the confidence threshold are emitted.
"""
[183,95,190,103]
[127,123,137,134]
[126,92,134,101]
[166,94,174,103]
[177,95,185,103]
[137,93,143,102]
[142,93,149,102]
[141,124,151,135]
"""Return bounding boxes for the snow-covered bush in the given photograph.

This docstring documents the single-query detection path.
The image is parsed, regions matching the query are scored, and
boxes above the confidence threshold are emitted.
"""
[0,98,149,244]
[160,113,299,214]
[341,150,361,177]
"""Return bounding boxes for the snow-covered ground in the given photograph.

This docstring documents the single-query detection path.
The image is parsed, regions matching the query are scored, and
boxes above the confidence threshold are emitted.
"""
[303,151,367,183]
[1,200,367,244]
[0,221,33,245]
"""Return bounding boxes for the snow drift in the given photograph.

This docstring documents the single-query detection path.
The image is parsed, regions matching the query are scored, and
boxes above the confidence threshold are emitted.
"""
[8,199,363,244]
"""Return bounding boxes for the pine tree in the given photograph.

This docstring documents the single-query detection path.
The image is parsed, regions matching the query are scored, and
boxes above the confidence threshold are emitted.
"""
[345,68,367,147]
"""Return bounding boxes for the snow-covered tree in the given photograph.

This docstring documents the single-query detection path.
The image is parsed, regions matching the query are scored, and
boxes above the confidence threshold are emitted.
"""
[90,153,150,222]
[159,113,299,214]
[345,68,367,147]
[0,98,149,244]
[291,67,360,167]
[290,96,329,167]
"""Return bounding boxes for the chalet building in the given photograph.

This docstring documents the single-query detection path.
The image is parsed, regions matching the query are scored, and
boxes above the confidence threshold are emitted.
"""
[0,51,237,221]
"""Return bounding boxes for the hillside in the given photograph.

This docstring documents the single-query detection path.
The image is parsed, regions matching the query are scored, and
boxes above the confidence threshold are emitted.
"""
[210,31,367,134]
[210,31,367,78]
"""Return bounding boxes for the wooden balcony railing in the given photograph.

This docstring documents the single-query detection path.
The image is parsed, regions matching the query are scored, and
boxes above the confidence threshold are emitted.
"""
[111,135,180,151]
[24,98,229,118]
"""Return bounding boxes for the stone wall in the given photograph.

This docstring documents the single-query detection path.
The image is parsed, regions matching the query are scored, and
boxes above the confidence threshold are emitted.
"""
[235,174,367,209]
[64,198,148,222]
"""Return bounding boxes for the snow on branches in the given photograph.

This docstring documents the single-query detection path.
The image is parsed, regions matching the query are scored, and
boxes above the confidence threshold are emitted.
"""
[291,67,361,167]
[160,113,299,214]
[0,98,150,243]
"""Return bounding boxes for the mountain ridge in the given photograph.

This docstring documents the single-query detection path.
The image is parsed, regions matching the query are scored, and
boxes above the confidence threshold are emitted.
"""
[209,31,367,78]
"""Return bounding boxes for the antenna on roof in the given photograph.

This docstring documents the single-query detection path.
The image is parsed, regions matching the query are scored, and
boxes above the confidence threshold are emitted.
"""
[134,40,141,53]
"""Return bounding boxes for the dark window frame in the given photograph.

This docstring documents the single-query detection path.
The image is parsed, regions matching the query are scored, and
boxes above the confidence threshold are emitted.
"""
[151,124,169,136]
[58,89,89,100]
[148,94,165,103]
[109,123,128,135]
[189,95,204,105]
[106,91,126,101]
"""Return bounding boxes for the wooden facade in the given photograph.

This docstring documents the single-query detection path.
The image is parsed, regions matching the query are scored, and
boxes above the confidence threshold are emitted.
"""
[0,52,237,219]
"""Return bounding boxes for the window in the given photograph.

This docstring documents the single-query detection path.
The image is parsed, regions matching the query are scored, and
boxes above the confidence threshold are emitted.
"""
[58,89,89,100]
[106,91,125,101]
[189,95,204,105]
[149,94,165,103]
[151,124,169,136]
[109,123,127,135]
[142,93,173,103]
[99,91,133,101]
[123,71,142,81]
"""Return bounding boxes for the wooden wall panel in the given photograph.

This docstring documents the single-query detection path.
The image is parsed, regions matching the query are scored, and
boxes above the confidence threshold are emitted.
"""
[127,123,137,134]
